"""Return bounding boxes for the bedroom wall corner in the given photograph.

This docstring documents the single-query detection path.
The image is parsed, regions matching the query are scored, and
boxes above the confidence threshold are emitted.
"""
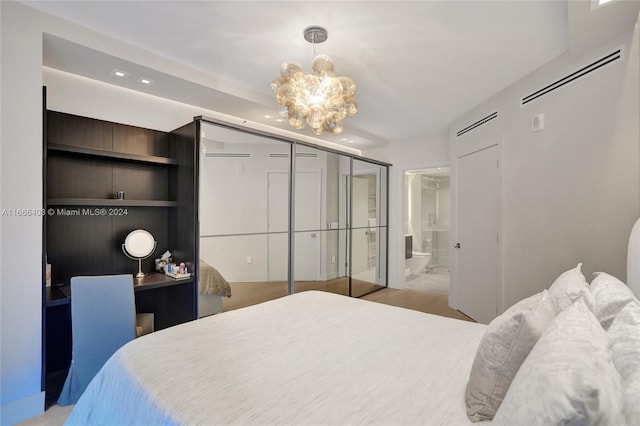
[0,2,45,423]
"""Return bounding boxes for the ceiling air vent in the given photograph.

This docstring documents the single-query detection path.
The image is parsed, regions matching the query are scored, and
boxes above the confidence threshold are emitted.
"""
[521,48,622,106]
[205,153,251,158]
[456,111,498,137]
[268,153,319,159]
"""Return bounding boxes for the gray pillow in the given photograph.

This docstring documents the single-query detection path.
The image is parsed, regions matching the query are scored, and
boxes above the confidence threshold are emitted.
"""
[465,290,555,421]
[591,271,638,330]
[547,263,595,314]
[607,300,640,426]
[493,300,624,426]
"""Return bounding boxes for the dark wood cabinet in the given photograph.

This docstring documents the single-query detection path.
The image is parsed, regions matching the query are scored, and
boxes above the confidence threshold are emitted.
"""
[43,110,199,404]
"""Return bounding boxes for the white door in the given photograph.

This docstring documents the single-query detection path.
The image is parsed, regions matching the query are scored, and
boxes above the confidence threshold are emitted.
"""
[267,171,320,282]
[352,176,370,275]
[267,172,288,281]
[293,171,320,281]
[456,145,500,324]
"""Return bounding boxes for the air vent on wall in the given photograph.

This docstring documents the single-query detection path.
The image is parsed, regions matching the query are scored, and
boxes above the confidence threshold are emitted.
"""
[204,153,251,158]
[456,111,498,137]
[268,153,319,159]
[521,48,622,106]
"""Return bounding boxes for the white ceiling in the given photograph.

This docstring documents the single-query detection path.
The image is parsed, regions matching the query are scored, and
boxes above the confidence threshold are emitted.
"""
[21,1,636,150]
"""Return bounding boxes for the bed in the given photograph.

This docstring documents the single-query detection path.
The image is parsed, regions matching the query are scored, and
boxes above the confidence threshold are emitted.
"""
[65,219,640,425]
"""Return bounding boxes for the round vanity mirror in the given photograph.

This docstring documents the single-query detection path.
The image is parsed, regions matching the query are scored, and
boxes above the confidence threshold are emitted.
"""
[124,229,155,258]
[122,229,156,278]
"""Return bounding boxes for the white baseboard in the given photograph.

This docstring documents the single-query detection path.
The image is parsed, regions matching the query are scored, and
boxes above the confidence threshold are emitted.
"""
[1,391,45,426]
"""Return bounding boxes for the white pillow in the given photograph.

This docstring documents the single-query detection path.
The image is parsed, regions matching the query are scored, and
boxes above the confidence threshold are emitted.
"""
[607,300,640,426]
[493,300,624,426]
[465,290,555,421]
[591,271,638,330]
[547,263,595,314]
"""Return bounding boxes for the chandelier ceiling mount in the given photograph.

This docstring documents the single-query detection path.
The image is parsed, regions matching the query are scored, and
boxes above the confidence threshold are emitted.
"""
[303,26,328,45]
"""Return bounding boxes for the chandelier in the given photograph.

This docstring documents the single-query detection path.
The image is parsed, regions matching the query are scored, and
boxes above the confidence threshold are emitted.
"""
[271,26,358,135]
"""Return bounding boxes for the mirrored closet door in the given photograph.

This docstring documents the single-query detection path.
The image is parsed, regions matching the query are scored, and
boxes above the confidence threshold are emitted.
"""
[198,118,389,312]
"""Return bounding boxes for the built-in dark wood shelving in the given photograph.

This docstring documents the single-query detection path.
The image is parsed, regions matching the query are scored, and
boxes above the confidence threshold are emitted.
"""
[48,143,178,165]
[47,198,178,207]
[43,108,199,406]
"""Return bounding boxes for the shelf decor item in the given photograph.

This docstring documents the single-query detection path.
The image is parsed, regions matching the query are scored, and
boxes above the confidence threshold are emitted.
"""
[122,229,157,278]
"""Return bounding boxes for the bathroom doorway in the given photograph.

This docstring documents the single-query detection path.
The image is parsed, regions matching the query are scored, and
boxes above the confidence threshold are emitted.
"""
[404,167,451,295]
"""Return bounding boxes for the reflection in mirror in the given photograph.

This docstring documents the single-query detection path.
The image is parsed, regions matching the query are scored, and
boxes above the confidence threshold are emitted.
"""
[292,144,351,295]
[351,160,387,296]
[199,122,291,236]
[293,230,349,295]
[198,120,388,308]
[199,121,291,311]
[199,234,288,312]
[292,144,350,232]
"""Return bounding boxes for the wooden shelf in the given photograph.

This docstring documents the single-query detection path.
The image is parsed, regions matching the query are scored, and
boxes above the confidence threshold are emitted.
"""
[47,198,178,207]
[48,143,178,165]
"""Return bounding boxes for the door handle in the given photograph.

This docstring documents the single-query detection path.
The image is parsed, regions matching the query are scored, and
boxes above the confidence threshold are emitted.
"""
[454,243,461,249]
[311,233,316,238]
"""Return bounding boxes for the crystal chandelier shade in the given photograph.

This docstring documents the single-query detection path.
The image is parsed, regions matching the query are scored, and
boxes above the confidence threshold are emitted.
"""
[271,27,358,135]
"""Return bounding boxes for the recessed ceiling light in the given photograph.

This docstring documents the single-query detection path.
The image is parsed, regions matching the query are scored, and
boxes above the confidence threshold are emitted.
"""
[138,77,154,85]
[341,138,348,141]
[111,69,129,78]
[264,115,272,119]
[276,119,284,122]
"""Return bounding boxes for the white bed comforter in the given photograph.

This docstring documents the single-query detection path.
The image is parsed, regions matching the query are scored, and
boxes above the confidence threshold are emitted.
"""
[66,291,487,425]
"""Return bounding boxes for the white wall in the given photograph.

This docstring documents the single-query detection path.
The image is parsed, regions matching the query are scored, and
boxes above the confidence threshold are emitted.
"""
[1,3,46,423]
[364,130,449,288]
[449,27,640,312]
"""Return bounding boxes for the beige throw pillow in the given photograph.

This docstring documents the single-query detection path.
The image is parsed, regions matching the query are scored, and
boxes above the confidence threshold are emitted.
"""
[465,290,555,422]
[493,300,624,426]
[591,271,638,330]
[547,263,595,314]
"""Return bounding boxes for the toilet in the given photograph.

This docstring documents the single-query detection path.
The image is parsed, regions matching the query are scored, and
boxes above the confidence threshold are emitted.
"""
[406,251,431,275]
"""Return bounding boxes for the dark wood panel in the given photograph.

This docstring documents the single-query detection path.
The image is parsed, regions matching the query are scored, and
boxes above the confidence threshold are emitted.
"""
[46,213,113,285]
[113,162,170,201]
[168,121,198,270]
[47,153,113,199]
[45,304,71,372]
[47,111,112,150]
[168,281,196,325]
[135,280,195,330]
[113,125,169,157]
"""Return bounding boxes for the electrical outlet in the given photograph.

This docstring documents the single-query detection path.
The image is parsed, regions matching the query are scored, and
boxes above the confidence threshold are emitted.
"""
[246,256,252,264]
[331,255,336,264]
